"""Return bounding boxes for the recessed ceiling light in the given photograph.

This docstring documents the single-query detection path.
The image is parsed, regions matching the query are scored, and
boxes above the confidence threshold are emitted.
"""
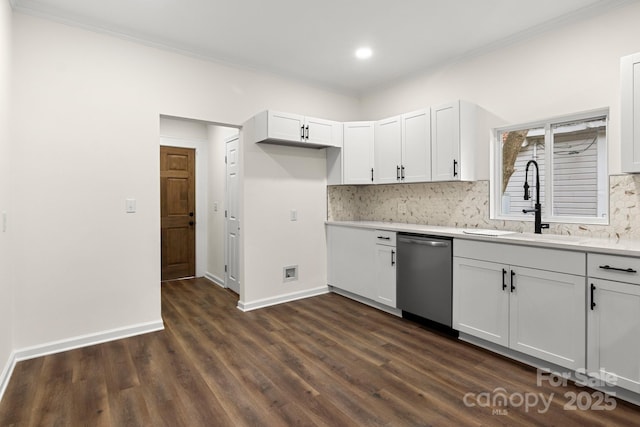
[355,47,373,60]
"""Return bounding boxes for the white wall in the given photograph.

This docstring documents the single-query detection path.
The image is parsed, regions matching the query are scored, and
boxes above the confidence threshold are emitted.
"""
[0,0,14,393]
[241,134,330,308]
[361,1,640,175]
[207,125,238,285]
[11,13,359,349]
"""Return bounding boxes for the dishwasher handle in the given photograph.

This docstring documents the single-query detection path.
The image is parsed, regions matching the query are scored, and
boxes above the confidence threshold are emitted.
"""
[399,238,449,247]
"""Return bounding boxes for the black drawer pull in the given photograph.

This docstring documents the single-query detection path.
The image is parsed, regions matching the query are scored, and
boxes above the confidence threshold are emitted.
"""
[510,270,516,292]
[590,283,596,310]
[599,265,637,273]
[391,250,396,266]
[377,236,390,240]
[502,268,507,291]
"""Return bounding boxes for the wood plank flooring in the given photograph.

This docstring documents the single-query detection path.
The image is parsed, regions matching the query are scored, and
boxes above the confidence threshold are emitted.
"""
[1,277,639,426]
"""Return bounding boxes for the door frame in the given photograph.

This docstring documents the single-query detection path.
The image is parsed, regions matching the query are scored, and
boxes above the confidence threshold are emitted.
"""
[160,137,209,277]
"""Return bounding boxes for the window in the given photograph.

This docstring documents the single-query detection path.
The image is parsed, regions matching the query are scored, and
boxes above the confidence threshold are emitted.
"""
[491,109,608,225]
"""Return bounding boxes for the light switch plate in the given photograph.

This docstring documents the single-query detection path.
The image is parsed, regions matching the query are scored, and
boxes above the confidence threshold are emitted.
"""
[290,209,297,221]
[126,198,136,213]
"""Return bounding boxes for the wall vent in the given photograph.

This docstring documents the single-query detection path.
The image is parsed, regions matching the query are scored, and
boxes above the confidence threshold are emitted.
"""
[283,265,298,282]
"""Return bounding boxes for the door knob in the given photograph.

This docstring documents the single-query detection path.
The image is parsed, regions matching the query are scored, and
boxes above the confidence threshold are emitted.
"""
[189,221,194,226]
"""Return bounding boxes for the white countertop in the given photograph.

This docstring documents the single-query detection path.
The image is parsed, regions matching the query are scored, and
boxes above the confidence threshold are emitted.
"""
[327,221,640,257]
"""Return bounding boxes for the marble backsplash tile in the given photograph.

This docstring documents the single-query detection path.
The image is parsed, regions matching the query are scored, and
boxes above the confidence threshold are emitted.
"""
[328,174,640,240]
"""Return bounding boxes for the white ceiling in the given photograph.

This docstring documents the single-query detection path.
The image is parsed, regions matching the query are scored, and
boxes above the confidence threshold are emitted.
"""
[10,0,634,95]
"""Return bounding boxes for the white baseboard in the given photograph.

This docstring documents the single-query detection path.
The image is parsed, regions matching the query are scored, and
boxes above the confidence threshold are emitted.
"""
[0,350,17,403]
[14,320,164,363]
[204,272,225,288]
[237,286,329,312]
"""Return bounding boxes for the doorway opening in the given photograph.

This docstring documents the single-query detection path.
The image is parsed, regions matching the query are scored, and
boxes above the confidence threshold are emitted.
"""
[159,116,240,293]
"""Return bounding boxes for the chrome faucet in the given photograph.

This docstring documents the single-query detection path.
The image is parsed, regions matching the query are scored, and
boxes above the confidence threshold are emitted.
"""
[522,160,548,234]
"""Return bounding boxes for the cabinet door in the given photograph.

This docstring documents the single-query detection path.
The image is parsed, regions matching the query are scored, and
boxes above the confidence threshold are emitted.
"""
[588,278,640,393]
[621,52,640,173]
[509,267,585,370]
[401,109,431,183]
[306,116,342,147]
[374,116,402,184]
[453,257,509,346]
[326,226,374,297]
[431,101,460,181]
[374,244,396,307]
[343,122,375,185]
[268,111,305,142]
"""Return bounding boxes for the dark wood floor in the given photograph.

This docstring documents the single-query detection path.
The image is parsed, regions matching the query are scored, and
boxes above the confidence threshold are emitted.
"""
[1,278,639,426]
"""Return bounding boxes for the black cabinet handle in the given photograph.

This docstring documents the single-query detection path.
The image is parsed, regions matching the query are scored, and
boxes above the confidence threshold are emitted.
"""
[371,168,374,182]
[377,236,390,240]
[401,165,405,180]
[599,265,637,273]
[300,125,305,139]
[397,165,400,180]
[590,283,596,310]
[305,125,309,139]
[453,159,458,177]
[502,268,507,291]
[510,270,515,292]
[391,250,396,266]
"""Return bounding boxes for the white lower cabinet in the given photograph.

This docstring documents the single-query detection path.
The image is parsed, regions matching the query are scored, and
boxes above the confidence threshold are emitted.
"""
[453,240,586,370]
[327,225,396,308]
[373,232,396,307]
[587,253,640,393]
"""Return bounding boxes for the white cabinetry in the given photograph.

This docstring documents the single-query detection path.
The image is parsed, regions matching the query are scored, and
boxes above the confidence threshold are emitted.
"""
[327,225,396,308]
[251,110,343,148]
[453,240,586,370]
[374,110,431,184]
[621,52,640,173]
[587,253,640,393]
[326,225,373,297]
[373,231,396,307]
[342,121,375,185]
[431,101,497,181]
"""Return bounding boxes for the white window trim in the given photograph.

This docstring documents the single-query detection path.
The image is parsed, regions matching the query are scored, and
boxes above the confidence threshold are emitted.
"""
[490,108,609,226]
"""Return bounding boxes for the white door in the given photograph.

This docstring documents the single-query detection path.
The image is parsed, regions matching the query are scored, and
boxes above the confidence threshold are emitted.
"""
[267,111,305,142]
[588,278,640,393]
[225,137,240,294]
[401,109,430,183]
[343,122,374,185]
[453,257,509,346]
[374,244,396,307]
[374,116,402,184]
[431,101,460,181]
[509,267,586,370]
[305,116,341,147]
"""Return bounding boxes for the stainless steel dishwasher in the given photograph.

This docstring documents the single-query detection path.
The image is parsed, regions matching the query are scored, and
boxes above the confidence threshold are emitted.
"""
[396,233,453,327]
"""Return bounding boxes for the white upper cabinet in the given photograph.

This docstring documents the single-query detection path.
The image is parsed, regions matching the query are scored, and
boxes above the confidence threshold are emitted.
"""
[374,116,402,184]
[343,121,375,185]
[431,100,498,181]
[374,109,431,184]
[251,110,343,148]
[621,52,640,173]
[401,109,431,183]
[432,101,461,181]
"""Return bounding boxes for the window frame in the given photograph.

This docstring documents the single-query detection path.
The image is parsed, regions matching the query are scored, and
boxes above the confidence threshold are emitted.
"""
[490,108,609,225]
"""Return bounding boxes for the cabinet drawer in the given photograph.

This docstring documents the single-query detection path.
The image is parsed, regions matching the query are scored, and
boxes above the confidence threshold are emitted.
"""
[588,253,640,284]
[374,230,396,246]
[455,239,585,275]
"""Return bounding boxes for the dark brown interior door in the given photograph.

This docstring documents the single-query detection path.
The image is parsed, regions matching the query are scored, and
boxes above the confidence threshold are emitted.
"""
[160,146,196,281]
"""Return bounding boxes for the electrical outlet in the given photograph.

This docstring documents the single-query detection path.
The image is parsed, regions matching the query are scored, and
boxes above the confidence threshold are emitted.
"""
[398,202,407,215]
